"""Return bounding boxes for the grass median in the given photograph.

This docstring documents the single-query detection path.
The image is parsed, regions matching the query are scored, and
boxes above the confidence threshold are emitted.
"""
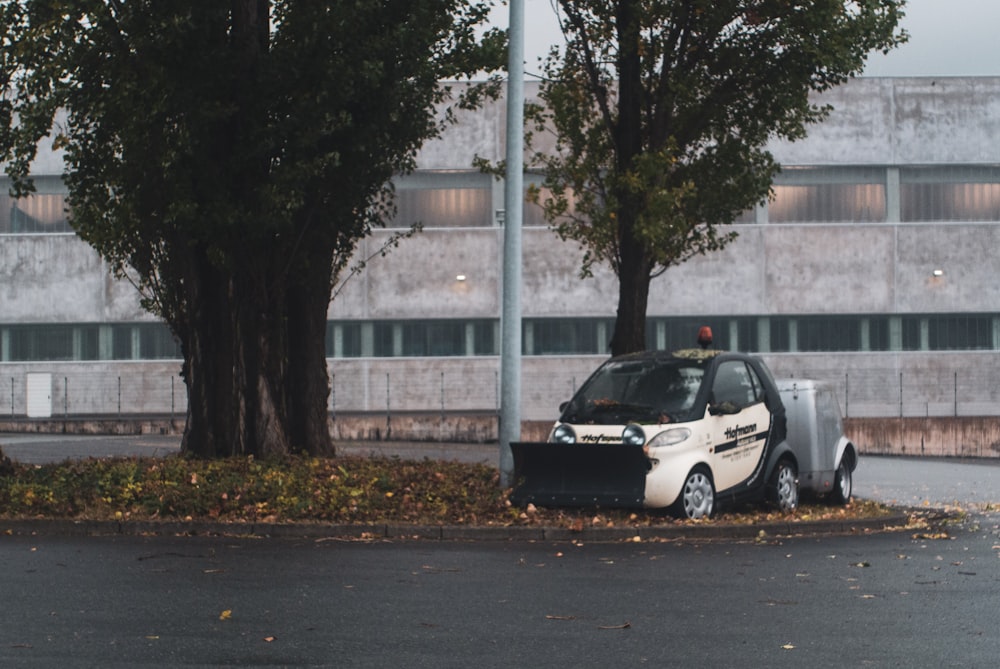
[0,451,905,531]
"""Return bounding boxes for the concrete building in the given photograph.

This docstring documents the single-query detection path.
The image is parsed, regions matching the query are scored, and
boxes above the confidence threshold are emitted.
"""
[3,77,1000,432]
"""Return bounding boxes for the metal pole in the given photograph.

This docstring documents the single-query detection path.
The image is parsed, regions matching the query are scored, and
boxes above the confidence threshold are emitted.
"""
[385,372,391,438]
[499,0,525,488]
[844,373,849,418]
[954,371,958,417]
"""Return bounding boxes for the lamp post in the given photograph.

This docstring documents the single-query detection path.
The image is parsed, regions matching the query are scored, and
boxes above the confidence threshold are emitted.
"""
[499,0,524,487]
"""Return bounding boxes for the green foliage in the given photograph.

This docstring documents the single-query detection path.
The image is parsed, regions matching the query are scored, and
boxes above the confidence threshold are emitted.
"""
[526,0,906,352]
[0,0,504,312]
[0,1,506,456]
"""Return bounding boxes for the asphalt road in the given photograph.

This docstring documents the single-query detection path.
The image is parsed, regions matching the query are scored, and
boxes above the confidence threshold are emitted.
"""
[2,524,999,667]
[3,434,1000,667]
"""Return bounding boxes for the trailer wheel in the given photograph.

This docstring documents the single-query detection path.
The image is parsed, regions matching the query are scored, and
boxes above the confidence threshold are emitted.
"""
[672,466,715,519]
[829,458,853,505]
[767,459,799,513]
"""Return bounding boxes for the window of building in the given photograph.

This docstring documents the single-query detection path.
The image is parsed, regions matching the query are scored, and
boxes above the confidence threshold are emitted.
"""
[900,166,1000,222]
[928,314,993,350]
[768,167,886,223]
[651,317,758,352]
[6,313,1000,362]
[6,324,99,361]
[110,323,180,360]
[138,324,181,359]
[471,320,498,356]
[0,176,73,234]
[525,318,612,355]
[796,316,862,352]
[388,172,492,228]
[523,178,580,228]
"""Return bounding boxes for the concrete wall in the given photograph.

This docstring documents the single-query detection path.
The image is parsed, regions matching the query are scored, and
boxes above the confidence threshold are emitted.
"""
[418,77,1000,168]
[3,76,1000,427]
[0,235,152,323]
[331,220,1000,320]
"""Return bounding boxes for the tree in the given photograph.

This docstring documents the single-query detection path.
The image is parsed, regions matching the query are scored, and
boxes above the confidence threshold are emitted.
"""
[527,0,906,355]
[0,1,504,457]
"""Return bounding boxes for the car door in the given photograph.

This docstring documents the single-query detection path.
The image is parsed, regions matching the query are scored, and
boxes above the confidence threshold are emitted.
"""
[706,360,772,493]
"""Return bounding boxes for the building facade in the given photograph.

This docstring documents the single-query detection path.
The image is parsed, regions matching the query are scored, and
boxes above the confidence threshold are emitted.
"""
[2,77,1000,423]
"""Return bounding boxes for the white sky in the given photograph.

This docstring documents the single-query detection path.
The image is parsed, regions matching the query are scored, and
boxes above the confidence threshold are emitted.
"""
[497,0,1000,77]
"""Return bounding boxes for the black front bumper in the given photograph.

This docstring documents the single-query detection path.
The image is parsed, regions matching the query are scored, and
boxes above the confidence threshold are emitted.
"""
[509,442,648,508]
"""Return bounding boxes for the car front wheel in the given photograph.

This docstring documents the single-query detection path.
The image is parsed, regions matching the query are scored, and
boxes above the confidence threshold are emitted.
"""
[829,458,853,505]
[767,459,799,513]
[673,467,715,520]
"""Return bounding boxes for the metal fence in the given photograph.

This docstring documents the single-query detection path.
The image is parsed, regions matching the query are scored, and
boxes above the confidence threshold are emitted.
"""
[5,357,1000,421]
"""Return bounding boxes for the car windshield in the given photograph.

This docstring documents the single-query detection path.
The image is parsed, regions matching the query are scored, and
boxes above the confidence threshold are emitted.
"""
[561,357,706,425]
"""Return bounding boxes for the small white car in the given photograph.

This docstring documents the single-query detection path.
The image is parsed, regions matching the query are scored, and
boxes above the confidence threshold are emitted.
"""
[511,339,858,519]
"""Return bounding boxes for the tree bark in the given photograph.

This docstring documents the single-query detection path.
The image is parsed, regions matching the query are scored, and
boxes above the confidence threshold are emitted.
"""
[286,238,336,457]
[174,1,336,459]
[609,229,652,356]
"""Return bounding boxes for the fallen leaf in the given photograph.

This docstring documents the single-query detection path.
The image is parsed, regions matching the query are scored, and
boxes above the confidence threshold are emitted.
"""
[263,636,276,643]
[598,621,631,630]
[219,610,232,621]
[546,615,577,621]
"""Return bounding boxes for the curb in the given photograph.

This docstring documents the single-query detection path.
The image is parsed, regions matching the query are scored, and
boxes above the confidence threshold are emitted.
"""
[1,513,918,543]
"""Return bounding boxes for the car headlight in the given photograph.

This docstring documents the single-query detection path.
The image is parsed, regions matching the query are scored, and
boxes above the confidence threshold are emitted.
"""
[550,424,576,444]
[622,424,646,446]
[646,428,692,448]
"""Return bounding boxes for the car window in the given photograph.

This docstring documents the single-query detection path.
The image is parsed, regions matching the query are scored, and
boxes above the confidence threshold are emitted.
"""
[565,358,705,423]
[712,361,762,409]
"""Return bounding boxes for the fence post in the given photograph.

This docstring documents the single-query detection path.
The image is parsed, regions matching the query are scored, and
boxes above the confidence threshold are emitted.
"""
[899,372,903,418]
[385,372,391,438]
[954,371,958,417]
[440,370,445,419]
[9,377,13,417]
[118,376,122,416]
[844,373,849,418]
[64,377,68,417]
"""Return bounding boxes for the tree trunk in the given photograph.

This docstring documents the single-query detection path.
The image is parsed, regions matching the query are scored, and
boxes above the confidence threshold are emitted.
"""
[609,231,652,356]
[607,0,651,358]
[176,0,320,459]
[286,240,335,457]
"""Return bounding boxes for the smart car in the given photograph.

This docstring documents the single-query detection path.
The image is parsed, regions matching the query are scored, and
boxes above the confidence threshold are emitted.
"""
[511,330,857,518]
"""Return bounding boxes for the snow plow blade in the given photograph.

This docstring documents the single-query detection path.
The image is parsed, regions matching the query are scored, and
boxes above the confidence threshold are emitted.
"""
[509,442,647,508]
